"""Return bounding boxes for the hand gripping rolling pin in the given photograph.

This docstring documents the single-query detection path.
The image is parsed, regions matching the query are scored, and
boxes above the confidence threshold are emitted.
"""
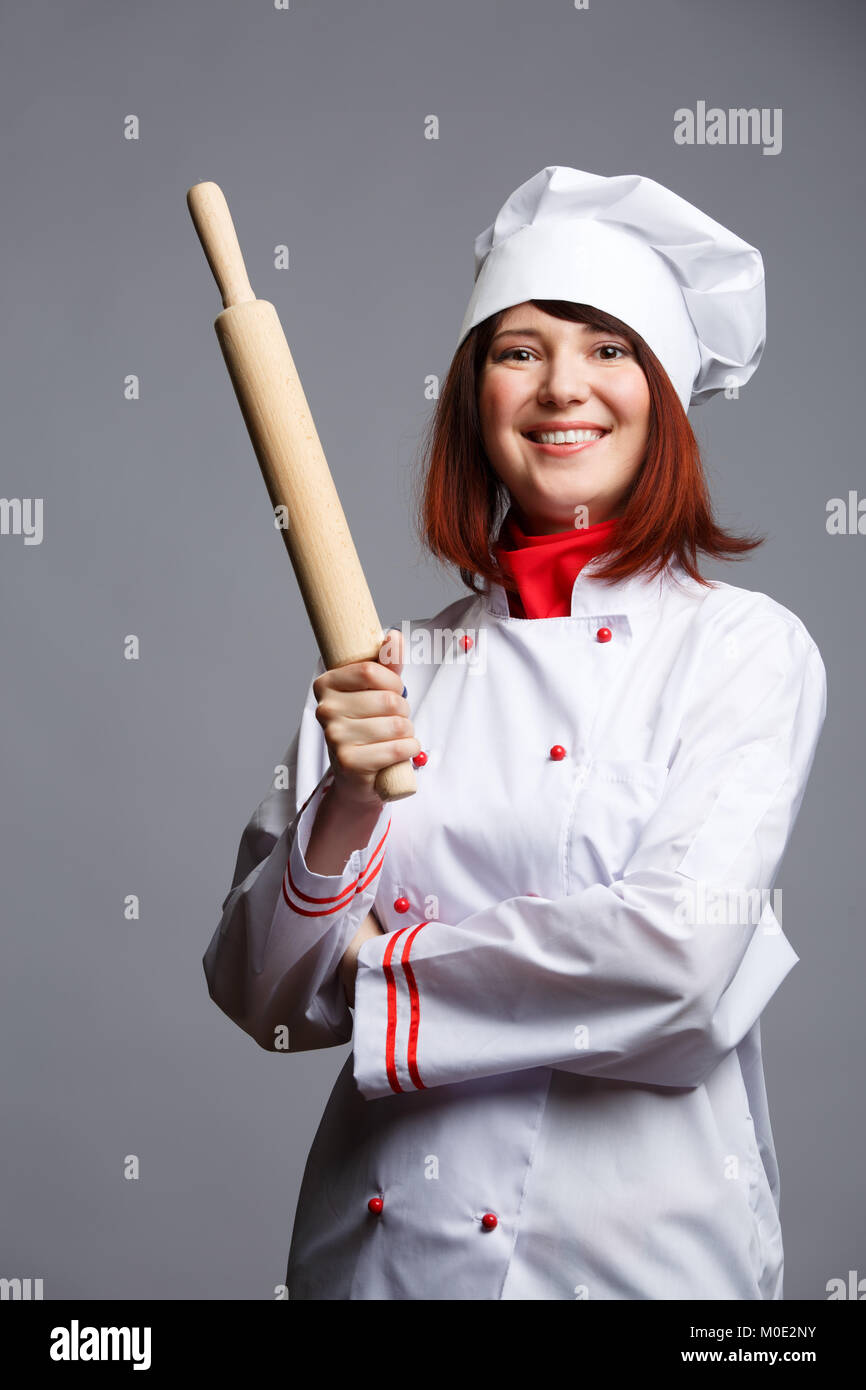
[187,181,416,803]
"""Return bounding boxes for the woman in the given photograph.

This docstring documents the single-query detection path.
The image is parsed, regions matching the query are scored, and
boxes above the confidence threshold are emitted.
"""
[203,168,827,1299]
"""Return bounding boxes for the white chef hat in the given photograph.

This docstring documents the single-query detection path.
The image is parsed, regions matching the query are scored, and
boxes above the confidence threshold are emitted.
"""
[456,166,766,412]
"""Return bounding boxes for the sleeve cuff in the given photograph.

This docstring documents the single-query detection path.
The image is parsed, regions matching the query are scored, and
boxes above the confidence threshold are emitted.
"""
[282,775,391,919]
[352,920,432,1100]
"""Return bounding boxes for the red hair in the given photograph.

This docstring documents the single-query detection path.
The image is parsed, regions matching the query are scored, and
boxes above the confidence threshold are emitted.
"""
[412,300,764,597]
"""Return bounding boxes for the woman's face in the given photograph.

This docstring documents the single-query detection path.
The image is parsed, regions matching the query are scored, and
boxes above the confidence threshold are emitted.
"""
[478,303,651,534]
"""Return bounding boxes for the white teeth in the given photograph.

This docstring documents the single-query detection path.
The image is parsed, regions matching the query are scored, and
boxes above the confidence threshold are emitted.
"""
[531,429,605,445]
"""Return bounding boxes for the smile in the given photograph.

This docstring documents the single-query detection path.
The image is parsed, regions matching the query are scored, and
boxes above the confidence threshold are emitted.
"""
[522,428,609,454]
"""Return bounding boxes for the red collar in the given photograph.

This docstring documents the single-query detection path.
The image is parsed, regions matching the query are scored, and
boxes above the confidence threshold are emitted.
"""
[492,509,622,618]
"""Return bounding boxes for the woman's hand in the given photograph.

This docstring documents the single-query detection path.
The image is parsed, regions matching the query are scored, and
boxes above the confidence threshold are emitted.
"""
[313,628,420,810]
[340,909,386,1008]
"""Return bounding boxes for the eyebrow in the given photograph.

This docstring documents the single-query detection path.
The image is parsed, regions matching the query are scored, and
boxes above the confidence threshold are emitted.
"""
[491,325,627,344]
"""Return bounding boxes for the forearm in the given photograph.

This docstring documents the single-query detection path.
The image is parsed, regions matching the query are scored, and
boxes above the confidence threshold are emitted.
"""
[304,784,385,876]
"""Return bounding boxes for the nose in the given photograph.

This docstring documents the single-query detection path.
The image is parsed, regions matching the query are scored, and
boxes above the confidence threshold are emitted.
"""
[537,352,592,406]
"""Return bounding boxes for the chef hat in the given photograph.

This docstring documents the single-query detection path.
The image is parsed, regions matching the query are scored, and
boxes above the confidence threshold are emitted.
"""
[456,166,766,412]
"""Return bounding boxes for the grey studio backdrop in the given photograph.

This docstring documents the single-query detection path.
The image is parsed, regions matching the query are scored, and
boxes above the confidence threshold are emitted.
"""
[0,0,861,1301]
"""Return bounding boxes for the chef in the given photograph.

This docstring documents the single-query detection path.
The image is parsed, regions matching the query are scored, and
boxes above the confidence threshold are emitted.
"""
[203,167,827,1300]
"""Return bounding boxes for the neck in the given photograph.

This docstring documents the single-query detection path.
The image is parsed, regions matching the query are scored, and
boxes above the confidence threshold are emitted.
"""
[510,511,621,539]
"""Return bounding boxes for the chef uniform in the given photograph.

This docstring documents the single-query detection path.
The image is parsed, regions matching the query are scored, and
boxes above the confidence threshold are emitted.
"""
[203,168,827,1300]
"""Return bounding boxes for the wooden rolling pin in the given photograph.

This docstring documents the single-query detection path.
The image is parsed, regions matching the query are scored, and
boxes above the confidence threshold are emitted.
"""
[187,181,416,803]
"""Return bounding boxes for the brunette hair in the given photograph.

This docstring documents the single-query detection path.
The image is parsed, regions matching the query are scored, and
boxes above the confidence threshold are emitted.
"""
[413,300,764,597]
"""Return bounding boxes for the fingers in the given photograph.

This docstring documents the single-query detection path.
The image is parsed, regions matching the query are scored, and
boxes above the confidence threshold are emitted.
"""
[321,703,414,743]
[329,733,421,775]
[316,684,408,720]
[313,651,404,702]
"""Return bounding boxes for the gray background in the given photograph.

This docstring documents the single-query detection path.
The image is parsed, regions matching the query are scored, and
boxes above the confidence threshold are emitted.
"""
[1,0,861,1300]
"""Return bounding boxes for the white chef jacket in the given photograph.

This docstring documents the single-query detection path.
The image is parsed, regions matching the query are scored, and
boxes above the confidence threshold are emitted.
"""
[203,555,827,1300]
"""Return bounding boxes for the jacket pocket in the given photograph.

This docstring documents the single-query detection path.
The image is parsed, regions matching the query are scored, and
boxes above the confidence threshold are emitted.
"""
[565,758,670,891]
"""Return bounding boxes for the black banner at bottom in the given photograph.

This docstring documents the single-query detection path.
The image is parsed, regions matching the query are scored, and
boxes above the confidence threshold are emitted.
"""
[1,1297,861,1374]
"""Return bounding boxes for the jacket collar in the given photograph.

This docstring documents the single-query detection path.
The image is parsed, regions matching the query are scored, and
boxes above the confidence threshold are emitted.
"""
[481,554,700,620]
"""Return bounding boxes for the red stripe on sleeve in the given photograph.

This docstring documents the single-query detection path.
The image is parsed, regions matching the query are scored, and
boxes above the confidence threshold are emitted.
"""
[383,926,412,1093]
[401,922,429,1090]
[281,820,391,916]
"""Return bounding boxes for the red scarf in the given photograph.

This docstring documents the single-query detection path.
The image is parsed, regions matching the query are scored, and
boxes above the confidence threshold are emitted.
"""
[492,509,622,618]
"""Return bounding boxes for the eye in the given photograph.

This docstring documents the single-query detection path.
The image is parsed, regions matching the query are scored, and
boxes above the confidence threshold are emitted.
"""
[594,343,629,360]
[496,347,537,363]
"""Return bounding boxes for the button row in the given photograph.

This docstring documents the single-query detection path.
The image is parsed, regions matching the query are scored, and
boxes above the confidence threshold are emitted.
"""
[407,628,613,657]
[407,744,588,774]
[367,1196,498,1230]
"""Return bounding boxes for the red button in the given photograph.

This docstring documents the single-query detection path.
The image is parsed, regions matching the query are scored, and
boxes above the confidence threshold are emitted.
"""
[412,750,428,768]
[549,745,567,761]
[481,1212,498,1231]
[394,897,410,913]
[368,1196,384,1214]
[459,634,473,651]
[596,627,612,643]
